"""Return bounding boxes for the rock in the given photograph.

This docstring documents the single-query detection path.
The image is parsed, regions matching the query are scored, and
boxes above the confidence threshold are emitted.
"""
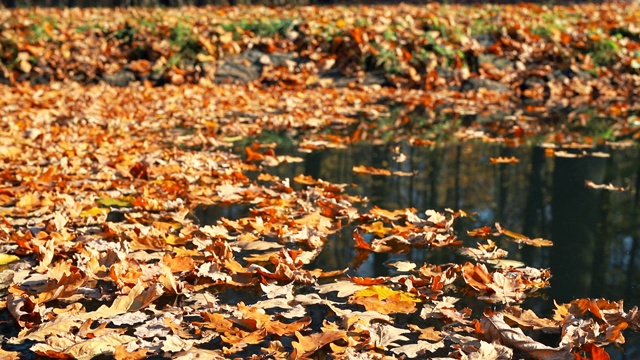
[29,73,50,86]
[214,49,302,84]
[214,60,261,84]
[436,66,455,79]
[267,51,300,67]
[0,72,11,85]
[475,34,496,48]
[460,77,510,92]
[550,67,593,82]
[316,69,390,88]
[103,69,136,87]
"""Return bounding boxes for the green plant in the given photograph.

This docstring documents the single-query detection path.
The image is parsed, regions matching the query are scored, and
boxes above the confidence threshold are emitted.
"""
[170,22,194,49]
[75,23,102,34]
[369,44,403,75]
[113,23,138,45]
[589,36,619,67]
[382,28,397,42]
[470,18,496,36]
[223,18,294,39]
[531,26,552,39]
[27,23,52,43]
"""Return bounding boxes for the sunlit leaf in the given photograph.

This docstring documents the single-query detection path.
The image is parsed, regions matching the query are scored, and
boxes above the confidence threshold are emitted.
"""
[495,223,553,247]
[97,197,132,208]
[0,253,20,265]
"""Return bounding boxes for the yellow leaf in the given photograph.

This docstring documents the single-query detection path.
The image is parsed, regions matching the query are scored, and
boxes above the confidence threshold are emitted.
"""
[97,197,132,207]
[0,254,19,265]
[80,206,109,217]
[353,285,419,303]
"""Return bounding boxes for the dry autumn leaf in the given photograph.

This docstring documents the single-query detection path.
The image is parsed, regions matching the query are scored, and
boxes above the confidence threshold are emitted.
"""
[1,3,639,359]
[495,223,553,247]
[480,312,574,360]
[291,330,347,359]
[490,156,520,164]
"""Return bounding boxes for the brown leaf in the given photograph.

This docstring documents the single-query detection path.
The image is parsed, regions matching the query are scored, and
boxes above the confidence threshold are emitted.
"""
[352,165,392,176]
[291,330,347,359]
[489,156,520,164]
[461,262,493,291]
[495,223,553,247]
[480,312,573,360]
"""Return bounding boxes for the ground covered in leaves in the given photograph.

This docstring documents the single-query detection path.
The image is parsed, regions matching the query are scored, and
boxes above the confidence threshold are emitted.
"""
[1,3,640,360]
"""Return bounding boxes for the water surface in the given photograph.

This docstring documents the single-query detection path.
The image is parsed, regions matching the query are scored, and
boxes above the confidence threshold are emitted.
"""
[265,142,640,311]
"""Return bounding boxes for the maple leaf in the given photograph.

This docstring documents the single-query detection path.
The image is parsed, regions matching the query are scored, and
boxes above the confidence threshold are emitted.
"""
[200,312,236,333]
[467,340,514,360]
[584,180,629,191]
[260,281,295,299]
[483,271,526,304]
[103,281,164,314]
[0,349,20,360]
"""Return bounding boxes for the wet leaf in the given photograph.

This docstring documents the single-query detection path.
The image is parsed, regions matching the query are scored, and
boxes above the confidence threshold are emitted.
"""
[495,223,553,247]
[0,253,20,265]
[480,312,573,360]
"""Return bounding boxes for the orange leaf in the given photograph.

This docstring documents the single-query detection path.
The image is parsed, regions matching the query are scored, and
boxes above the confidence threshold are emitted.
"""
[574,343,610,360]
[353,231,372,250]
[352,165,392,176]
[461,262,493,291]
[489,156,519,164]
[245,146,265,162]
[292,330,347,359]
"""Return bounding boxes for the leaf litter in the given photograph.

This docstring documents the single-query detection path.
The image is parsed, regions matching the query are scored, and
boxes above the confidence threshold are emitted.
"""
[0,3,640,360]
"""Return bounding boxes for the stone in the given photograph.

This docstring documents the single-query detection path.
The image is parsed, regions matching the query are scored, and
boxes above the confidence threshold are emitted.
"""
[460,77,510,92]
[102,69,136,87]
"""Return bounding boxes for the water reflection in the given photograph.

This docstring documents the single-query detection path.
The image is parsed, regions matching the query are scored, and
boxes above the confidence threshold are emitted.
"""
[198,141,640,357]
[262,142,640,312]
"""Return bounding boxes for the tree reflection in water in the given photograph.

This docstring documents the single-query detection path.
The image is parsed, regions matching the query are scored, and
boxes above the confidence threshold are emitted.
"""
[198,141,640,358]
[271,142,640,310]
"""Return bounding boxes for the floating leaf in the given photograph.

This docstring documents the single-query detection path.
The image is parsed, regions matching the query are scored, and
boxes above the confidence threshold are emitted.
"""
[0,253,20,265]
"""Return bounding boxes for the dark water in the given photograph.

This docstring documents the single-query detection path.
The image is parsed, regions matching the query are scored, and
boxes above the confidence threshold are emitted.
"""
[264,142,640,310]
[199,141,640,357]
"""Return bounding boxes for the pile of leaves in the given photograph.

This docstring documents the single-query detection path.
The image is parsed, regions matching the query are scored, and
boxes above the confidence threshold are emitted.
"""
[0,82,639,358]
[1,4,639,144]
[1,3,640,359]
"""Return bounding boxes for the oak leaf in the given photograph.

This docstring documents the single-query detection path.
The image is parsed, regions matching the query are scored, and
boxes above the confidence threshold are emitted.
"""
[291,330,347,359]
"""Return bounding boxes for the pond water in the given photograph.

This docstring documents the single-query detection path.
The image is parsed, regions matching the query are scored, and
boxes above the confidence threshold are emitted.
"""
[198,141,640,358]
[267,143,640,308]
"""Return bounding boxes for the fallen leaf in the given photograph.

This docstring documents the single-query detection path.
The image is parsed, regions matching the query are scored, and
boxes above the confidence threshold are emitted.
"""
[480,312,573,360]
[490,156,520,164]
